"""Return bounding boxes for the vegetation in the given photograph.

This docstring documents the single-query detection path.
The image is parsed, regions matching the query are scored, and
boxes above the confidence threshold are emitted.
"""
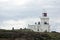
[0,29,60,40]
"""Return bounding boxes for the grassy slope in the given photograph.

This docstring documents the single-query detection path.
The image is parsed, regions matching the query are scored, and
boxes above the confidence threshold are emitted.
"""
[0,29,60,40]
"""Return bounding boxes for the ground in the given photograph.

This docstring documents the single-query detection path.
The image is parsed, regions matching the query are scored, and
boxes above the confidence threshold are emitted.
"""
[0,29,60,40]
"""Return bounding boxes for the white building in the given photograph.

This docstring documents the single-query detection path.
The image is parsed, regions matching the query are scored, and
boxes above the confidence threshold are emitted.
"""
[28,12,50,32]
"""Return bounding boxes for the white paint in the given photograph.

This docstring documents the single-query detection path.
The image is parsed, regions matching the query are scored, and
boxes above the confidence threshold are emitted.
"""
[28,12,50,32]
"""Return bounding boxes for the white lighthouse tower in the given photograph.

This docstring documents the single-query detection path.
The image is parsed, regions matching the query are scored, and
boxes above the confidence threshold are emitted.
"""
[40,12,50,32]
[28,12,50,32]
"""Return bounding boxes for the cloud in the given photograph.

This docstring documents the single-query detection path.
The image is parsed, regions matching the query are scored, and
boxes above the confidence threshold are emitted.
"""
[0,19,26,30]
[50,18,60,32]
[0,0,60,32]
[0,17,40,29]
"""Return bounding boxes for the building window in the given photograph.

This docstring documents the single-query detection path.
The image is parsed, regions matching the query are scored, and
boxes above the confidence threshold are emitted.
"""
[38,29,39,31]
[44,22,47,24]
[38,22,40,25]
[43,13,47,17]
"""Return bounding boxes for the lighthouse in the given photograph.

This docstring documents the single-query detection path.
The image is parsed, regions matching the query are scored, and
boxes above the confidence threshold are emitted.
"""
[28,12,50,32]
[40,12,50,32]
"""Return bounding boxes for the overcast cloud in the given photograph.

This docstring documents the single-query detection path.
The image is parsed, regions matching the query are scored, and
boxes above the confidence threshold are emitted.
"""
[0,0,60,32]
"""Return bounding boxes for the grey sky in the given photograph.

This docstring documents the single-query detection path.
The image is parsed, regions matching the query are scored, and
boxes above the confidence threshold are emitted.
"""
[0,0,60,32]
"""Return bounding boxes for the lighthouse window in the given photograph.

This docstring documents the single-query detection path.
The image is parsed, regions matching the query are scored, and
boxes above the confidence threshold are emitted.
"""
[43,13,47,17]
[44,22,47,24]
[38,29,39,31]
[38,22,40,25]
